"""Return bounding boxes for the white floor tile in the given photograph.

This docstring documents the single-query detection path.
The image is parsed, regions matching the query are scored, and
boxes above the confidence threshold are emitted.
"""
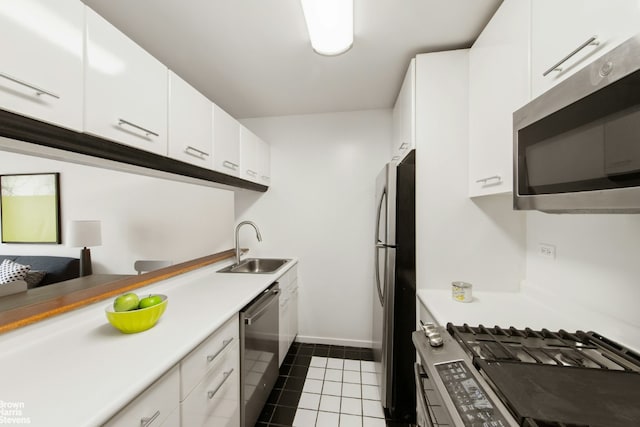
[310,356,328,368]
[340,397,362,416]
[323,380,342,396]
[307,367,326,380]
[343,360,361,371]
[325,368,343,382]
[319,394,341,413]
[326,357,344,369]
[361,399,385,418]
[339,413,363,427]
[361,372,378,385]
[361,385,380,401]
[299,392,321,410]
[362,416,387,427]
[293,408,318,427]
[317,411,340,427]
[342,383,362,398]
[303,378,324,394]
[343,370,361,384]
[360,361,376,373]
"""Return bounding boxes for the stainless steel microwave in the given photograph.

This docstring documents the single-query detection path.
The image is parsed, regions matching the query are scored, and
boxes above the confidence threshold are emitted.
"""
[514,34,640,213]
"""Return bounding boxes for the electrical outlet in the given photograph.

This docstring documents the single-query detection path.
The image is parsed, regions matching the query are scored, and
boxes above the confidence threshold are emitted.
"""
[538,243,556,259]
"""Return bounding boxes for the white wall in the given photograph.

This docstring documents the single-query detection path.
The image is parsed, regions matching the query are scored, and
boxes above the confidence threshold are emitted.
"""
[0,149,234,274]
[238,109,391,347]
[415,50,527,293]
[526,212,640,348]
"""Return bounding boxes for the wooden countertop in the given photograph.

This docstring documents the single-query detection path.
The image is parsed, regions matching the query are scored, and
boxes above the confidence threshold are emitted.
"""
[0,248,239,334]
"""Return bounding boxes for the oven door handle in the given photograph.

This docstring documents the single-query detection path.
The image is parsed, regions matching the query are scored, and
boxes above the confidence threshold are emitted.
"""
[414,363,437,427]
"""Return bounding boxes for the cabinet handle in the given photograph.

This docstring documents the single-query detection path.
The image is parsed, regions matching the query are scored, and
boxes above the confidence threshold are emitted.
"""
[261,175,270,181]
[246,169,258,177]
[184,146,210,160]
[543,36,599,76]
[475,175,502,186]
[140,410,160,427]
[118,118,160,138]
[391,155,400,161]
[399,142,409,150]
[206,337,234,362]
[207,368,234,400]
[222,160,239,170]
[0,72,60,99]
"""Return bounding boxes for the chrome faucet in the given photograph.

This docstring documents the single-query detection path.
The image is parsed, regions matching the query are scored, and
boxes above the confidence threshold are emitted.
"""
[235,221,262,265]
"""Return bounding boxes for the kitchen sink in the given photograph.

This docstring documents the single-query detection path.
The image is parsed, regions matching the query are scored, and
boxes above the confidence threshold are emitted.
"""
[217,258,291,274]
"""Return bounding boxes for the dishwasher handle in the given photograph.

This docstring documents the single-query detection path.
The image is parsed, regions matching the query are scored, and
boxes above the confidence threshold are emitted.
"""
[244,287,280,326]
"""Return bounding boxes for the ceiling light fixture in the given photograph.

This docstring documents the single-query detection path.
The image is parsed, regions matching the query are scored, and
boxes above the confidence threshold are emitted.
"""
[300,0,353,56]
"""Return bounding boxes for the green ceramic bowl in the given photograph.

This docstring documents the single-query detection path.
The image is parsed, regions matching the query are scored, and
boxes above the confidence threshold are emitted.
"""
[105,295,168,334]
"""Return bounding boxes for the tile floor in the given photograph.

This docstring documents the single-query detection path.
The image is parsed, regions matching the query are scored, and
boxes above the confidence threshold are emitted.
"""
[256,342,410,427]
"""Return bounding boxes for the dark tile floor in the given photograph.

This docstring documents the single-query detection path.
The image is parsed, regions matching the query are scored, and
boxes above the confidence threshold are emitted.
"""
[255,342,413,427]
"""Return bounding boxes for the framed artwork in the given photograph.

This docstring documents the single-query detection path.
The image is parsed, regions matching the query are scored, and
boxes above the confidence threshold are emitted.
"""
[0,173,61,244]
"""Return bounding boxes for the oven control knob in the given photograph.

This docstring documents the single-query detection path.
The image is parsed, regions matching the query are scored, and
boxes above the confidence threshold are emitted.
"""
[428,332,443,347]
[422,322,437,334]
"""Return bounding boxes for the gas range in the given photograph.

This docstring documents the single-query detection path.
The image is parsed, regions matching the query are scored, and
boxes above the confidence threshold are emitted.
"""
[413,323,640,427]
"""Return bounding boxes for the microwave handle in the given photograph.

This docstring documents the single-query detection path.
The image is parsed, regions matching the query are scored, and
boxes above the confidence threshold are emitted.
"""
[543,36,599,76]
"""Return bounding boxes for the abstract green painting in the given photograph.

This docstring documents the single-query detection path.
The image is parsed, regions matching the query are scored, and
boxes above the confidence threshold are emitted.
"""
[0,173,61,244]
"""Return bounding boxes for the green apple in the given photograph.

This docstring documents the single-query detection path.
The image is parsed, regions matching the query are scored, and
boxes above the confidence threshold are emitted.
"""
[113,293,139,312]
[138,294,163,309]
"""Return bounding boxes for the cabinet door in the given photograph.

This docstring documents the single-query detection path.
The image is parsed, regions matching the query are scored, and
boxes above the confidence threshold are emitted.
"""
[104,365,180,427]
[468,0,530,197]
[391,59,415,161]
[239,126,260,183]
[257,138,271,187]
[181,341,240,427]
[531,0,640,98]
[278,290,290,366]
[0,0,83,131]
[212,103,241,177]
[84,7,168,155]
[289,279,298,346]
[168,71,213,168]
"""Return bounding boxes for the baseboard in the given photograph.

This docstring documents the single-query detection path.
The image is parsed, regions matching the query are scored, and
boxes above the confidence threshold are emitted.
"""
[295,334,372,349]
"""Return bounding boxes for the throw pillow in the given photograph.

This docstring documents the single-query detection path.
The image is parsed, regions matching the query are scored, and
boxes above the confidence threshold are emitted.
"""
[0,259,31,285]
[24,270,47,289]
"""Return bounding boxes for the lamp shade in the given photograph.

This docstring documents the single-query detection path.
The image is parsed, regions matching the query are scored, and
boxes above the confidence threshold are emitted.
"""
[67,220,102,247]
[301,0,353,56]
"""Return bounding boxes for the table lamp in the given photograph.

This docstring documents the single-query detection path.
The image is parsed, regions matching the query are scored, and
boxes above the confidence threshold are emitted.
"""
[67,220,102,276]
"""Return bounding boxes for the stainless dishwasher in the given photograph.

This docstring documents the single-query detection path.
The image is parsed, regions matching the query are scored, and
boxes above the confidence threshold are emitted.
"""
[240,282,280,427]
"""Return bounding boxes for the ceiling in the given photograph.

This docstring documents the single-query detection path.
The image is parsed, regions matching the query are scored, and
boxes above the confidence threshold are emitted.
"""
[82,0,502,119]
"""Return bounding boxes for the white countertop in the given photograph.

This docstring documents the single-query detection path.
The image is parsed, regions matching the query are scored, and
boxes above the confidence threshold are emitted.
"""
[0,257,297,427]
[417,284,640,353]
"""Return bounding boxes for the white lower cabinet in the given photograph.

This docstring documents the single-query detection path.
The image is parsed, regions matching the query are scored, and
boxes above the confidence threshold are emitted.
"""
[278,264,298,366]
[104,365,180,427]
[180,315,240,427]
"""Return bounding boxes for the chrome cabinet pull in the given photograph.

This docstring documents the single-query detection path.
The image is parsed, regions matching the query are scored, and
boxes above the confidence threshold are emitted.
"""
[0,72,60,99]
[399,142,409,150]
[391,155,400,161]
[246,169,258,177]
[543,36,599,76]
[140,410,160,427]
[184,145,210,160]
[207,368,234,400]
[206,337,234,362]
[222,160,239,170]
[118,118,159,138]
[475,175,502,186]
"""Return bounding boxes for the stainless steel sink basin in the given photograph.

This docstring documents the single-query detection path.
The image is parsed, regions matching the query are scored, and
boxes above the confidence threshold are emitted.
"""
[217,258,291,274]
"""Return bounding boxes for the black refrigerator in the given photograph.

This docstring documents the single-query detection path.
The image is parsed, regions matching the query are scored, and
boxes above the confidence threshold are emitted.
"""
[373,150,416,423]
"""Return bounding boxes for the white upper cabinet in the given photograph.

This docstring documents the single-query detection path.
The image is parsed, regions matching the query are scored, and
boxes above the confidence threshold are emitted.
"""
[531,0,640,98]
[240,125,261,183]
[212,103,241,178]
[468,0,531,197]
[168,71,213,168]
[391,59,415,162]
[84,7,168,155]
[257,138,271,186]
[0,0,84,131]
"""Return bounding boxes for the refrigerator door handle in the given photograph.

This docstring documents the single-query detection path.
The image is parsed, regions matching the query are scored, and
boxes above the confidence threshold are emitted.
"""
[376,242,397,249]
[374,188,387,306]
